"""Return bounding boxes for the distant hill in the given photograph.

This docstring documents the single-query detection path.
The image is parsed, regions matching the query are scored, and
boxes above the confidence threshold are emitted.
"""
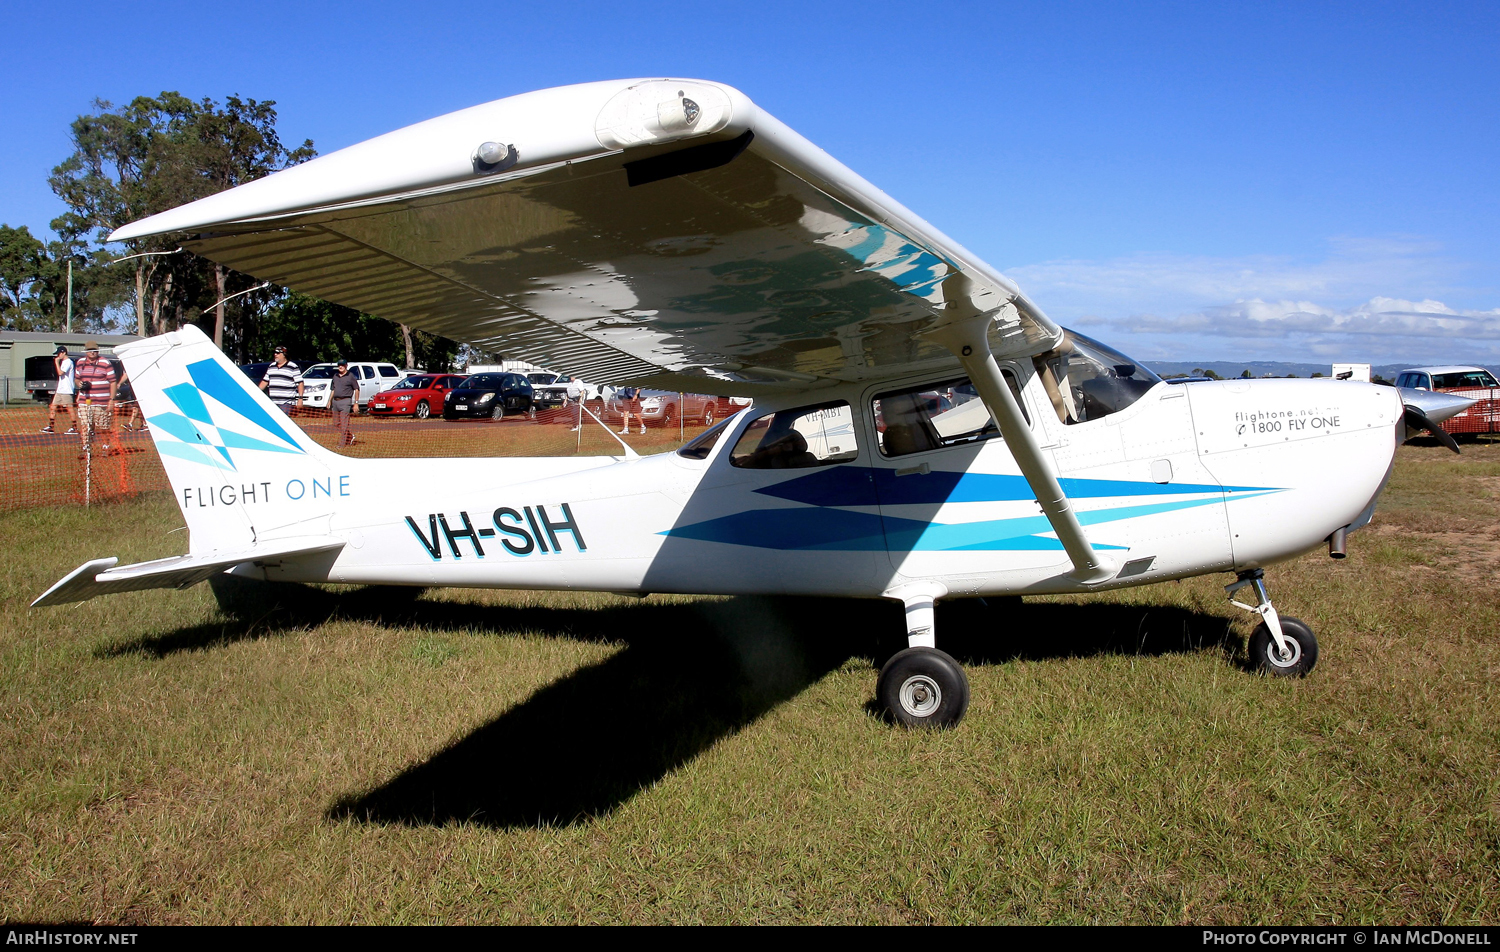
[1146,360,1496,381]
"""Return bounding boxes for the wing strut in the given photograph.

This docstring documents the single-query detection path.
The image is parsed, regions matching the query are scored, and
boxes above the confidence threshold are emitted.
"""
[925,280,1115,584]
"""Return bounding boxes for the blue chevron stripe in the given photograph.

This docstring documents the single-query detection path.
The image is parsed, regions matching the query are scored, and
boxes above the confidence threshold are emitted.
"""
[185,358,304,452]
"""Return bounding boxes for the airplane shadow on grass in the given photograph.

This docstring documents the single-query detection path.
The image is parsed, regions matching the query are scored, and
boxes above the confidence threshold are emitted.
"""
[103,577,1237,829]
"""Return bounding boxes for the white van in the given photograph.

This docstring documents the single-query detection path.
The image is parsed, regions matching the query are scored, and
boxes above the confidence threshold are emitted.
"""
[299,362,403,410]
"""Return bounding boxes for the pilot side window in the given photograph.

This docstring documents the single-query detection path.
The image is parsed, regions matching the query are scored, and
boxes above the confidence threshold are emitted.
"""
[1032,329,1161,425]
[728,401,858,469]
[871,373,1025,459]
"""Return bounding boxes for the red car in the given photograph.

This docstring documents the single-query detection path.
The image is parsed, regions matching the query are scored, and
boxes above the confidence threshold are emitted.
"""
[369,374,469,419]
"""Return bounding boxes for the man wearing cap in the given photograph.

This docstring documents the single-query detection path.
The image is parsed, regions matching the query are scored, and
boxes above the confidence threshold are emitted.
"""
[330,359,359,446]
[41,345,78,434]
[73,341,117,457]
[258,346,304,412]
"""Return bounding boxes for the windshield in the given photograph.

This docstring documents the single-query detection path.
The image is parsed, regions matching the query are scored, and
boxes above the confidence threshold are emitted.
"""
[527,373,558,384]
[391,376,434,390]
[301,365,337,379]
[1433,370,1498,389]
[463,374,506,389]
[1032,329,1161,424]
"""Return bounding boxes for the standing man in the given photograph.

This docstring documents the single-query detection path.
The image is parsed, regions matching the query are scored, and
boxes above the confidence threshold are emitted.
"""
[566,376,584,431]
[258,346,304,412]
[617,386,644,435]
[330,359,359,446]
[41,346,78,434]
[73,341,117,457]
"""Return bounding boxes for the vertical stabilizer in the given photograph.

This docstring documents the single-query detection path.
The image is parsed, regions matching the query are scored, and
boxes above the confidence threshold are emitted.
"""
[117,325,342,555]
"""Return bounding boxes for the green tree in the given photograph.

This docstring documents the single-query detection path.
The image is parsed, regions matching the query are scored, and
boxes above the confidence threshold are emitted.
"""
[1240,369,1253,378]
[251,292,458,370]
[0,225,50,329]
[49,95,194,335]
[49,93,314,352]
[189,95,315,354]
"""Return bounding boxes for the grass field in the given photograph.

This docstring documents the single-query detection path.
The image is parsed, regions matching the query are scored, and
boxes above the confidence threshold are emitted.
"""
[1,439,1497,924]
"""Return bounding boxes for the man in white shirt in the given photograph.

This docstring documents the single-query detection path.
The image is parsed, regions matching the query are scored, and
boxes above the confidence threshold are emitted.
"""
[566,377,584,431]
[41,346,78,434]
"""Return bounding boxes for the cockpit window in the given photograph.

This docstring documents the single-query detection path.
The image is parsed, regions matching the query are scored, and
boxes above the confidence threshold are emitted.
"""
[729,401,858,469]
[871,374,1026,458]
[1032,329,1161,425]
[676,417,734,460]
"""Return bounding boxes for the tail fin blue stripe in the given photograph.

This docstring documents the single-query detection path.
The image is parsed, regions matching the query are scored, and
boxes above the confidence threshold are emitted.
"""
[163,383,213,425]
[185,358,303,452]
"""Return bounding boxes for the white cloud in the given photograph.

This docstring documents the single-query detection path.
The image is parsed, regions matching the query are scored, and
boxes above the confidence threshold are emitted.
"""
[1005,239,1500,364]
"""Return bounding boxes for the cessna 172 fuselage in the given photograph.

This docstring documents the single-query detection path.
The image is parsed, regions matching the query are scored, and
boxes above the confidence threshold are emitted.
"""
[34,79,1473,728]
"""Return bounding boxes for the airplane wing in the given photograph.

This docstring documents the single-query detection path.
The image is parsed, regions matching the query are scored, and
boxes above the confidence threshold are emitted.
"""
[110,79,1061,394]
[32,538,345,607]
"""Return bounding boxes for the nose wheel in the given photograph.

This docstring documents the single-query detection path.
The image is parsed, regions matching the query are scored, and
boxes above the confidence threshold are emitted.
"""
[1228,569,1319,677]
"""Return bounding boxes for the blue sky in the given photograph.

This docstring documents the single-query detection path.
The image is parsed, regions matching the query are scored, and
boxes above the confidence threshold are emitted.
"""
[3,0,1497,365]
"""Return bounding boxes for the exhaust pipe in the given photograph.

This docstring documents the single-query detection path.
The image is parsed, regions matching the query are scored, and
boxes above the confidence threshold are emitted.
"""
[1328,525,1348,559]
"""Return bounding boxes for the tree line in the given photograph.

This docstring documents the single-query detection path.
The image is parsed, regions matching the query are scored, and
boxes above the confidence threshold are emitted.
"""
[1,93,458,370]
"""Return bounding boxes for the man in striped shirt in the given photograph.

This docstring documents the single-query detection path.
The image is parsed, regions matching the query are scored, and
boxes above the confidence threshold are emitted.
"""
[74,341,117,457]
[258,346,304,411]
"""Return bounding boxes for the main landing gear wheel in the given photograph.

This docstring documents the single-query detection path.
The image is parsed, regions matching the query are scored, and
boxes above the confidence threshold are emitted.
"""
[1249,616,1318,677]
[414,400,430,420]
[877,647,970,729]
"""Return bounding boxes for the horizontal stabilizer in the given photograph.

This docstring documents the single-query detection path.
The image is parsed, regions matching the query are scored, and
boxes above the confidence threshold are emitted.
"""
[32,538,345,608]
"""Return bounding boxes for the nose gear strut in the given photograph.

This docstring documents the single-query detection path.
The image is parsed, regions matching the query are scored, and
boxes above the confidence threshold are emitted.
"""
[1227,569,1320,676]
[1226,568,1290,658]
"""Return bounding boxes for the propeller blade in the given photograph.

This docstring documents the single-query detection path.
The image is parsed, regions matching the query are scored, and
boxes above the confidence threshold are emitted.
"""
[1404,404,1461,454]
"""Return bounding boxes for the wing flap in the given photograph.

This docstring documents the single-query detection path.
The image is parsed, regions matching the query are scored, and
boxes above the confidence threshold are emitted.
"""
[32,538,345,608]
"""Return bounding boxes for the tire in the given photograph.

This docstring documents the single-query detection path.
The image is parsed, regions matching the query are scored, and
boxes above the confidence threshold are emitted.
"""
[701,403,715,426]
[490,404,505,421]
[1248,616,1318,677]
[662,404,676,428]
[876,647,970,729]
[414,400,430,420]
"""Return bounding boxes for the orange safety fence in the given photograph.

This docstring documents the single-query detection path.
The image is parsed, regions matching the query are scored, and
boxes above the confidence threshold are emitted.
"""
[1437,387,1500,436]
[0,401,722,513]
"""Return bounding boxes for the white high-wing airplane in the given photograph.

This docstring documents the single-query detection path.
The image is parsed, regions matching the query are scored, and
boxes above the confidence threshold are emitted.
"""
[34,79,1475,728]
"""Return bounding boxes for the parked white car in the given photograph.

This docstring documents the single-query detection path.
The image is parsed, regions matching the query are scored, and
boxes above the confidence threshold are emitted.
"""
[299,361,403,410]
[526,371,596,407]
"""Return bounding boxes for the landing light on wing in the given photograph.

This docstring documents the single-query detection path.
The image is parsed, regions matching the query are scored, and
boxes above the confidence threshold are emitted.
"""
[595,80,733,148]
[472,139,514,172]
